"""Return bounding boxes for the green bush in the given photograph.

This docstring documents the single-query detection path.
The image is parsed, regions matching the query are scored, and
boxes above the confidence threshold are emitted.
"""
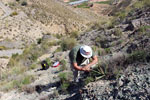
[60,82,70,93]
[41,40,58,50]
[61,38,77,51]
[76,2,90,8]
[70,31,79,38]
[30,64,38,69]
[82,65,105,84]
[127,50,148,63]
[96,0,111,5]
[0,46,7,50]
[54,34,63,39]
[0,75,34,91]
[58,72,71,82]
[84,60,124,81]
[37,38,42,44]
[104,48,111,54]
[58,72,72,93]
[22,75,33,85]
[59,60,67,71]
[54,47,62,53]
[138,25,150,35]
[97,49,101,56]
[115,10,127,20]
[45,58,51,66]
[10,11,18,16]
[84,76,94,85]
[8,53,20,67]
[114,28,122,36]
[133,0,150,8]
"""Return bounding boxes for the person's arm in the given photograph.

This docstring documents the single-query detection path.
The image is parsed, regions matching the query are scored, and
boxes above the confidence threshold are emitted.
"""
[84,55,98,69]
[73,63,84,71]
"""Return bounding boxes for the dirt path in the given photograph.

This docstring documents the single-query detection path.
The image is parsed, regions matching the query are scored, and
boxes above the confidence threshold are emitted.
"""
[89,0,111,15]
[90,3,110,15]
[0,49,23,57]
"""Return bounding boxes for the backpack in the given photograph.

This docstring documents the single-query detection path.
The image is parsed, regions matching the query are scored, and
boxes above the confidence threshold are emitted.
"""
[41,60,49,70]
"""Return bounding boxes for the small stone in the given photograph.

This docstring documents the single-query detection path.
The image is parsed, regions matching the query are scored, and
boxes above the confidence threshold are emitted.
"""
[119,79,124,86]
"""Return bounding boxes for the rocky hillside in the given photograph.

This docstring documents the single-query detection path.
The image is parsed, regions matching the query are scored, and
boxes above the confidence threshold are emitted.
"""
[80,6,150,100]
[0,0,150,100]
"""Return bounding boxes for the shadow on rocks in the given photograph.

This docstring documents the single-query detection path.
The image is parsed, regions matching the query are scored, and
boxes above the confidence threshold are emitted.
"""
[35,81,60,94]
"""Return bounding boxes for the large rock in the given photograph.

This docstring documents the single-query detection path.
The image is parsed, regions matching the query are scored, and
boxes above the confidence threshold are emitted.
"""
[131,17,150,29]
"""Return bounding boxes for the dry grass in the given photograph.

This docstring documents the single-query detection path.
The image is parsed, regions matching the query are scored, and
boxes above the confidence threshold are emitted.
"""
[0,39,59,92]
[0,70,35,92]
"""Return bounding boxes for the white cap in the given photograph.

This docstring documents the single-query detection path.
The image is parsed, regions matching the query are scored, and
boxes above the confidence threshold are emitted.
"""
[80,45,92,58]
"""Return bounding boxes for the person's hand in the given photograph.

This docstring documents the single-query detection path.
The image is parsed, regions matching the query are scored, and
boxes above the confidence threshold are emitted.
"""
[82,66,91,72]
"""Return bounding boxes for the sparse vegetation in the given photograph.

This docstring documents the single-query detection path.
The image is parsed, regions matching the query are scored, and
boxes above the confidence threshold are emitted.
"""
[54,47,62,53]
[84,76,94,85]
[90,22,103,30]
[76,2,90,8]
[104,48,111,54]
[37,38,42,44]
[69,0,78,2]
[84,60,123,84]
[114,28,122,36]
[58,72,73,93]
[8,2,16,7]
[126,50,150,64]
[0,56,9,59]
[30,64,38,70]
[0,75,34,92]
[10,11,18,16]
[61,38,77,51]
[8,53,20,67]
[113,0,150,21]
[138,25,150,35]
[96,0,111,5]
[82,63,106,84]
[45,57,52,66]
[1,39,58,91]
[97,49,102,56]
[133,0,150,9]
[54,34,63,39]
[0,46,7,50]
[70,31,79,38]
[59,60,67,71]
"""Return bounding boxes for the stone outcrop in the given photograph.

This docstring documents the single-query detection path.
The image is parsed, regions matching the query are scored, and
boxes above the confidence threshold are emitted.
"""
[81,63,150,100]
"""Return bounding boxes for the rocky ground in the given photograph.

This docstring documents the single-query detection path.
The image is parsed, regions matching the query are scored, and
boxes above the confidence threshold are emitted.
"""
[79,6,150,100]
[81,63,150,100]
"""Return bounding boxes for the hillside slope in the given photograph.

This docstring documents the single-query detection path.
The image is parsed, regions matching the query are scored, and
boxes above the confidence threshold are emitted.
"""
[13,0,100,34]
[0,0,150,100]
